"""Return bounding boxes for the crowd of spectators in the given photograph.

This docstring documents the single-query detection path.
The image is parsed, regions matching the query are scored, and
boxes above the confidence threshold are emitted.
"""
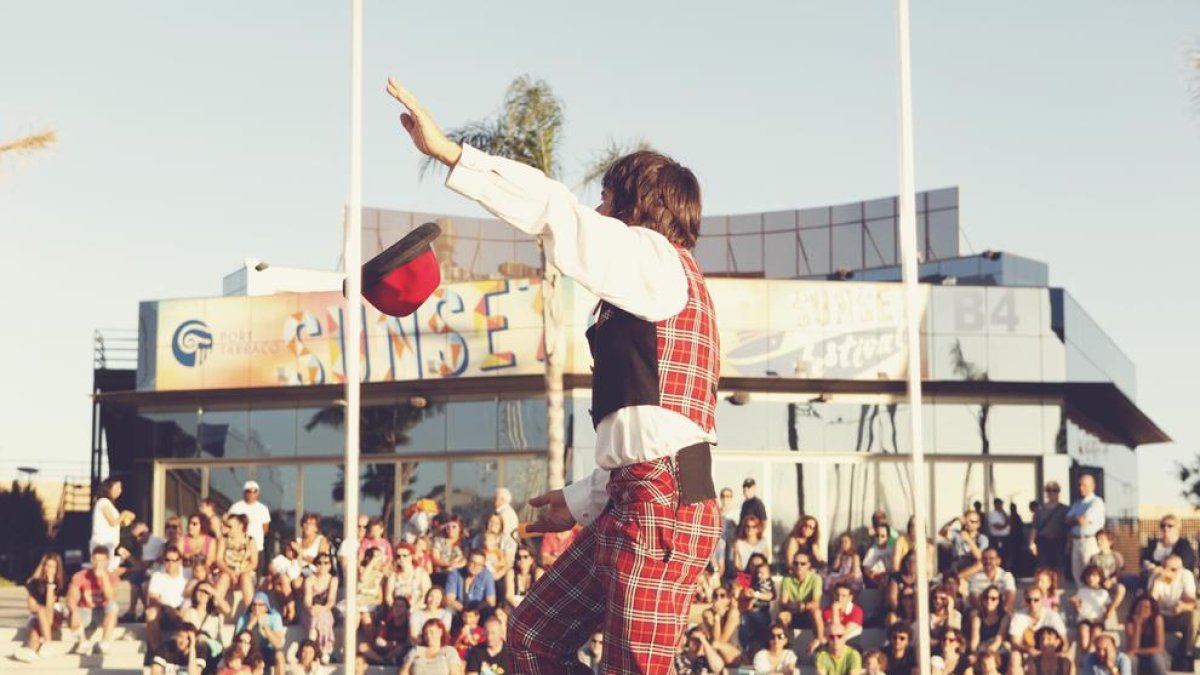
[15,472,1200,675]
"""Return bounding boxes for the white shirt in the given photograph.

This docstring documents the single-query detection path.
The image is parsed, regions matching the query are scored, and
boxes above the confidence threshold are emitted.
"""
[229,500,271,551]
[91,498,120,546]
[496,503,519,538]
[988,508,1011,537]
[142,535,167,563]
[1075,587,1111,622]
[446,144,714,526]
[753,648,798,674]
[1009,608,1067,641]
[148,570,188,609]
[967,567,1017,600]
[862,544,893,575]
[1150,570,1197,616]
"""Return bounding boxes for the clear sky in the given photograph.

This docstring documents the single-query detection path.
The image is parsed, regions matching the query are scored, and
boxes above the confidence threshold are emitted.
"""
[2,2,1197,503]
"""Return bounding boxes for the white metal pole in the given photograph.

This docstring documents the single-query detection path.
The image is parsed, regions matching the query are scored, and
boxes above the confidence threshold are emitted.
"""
[896,0,933,670]
[341,0,364,670]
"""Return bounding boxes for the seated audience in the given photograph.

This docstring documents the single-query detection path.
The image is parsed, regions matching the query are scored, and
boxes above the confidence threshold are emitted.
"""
[180,513,217,570]
[149,623,204,675]
[864,649,888,675]
[432,516,468,580]
[778,551,823,638]
[676,626,725,675]
[1008,588,1067,673]
[375,597,414,666]
[927,585,962,650]
[215,514,258,617]
[734,515,771,573]
[453,605,485,659]
[267,541,303,624]
[825,533,864,593]
[465,616,511,675]
[740,560,776,652]
[1080,633,1133,675]
[17,552,65,662]
[753,622,798,674]
[288,640,329,675]
[294,514,330,575]
[1087,529,1126,597]
[504,546,543,610]
[700,583,742,666]
[66,546,121,656]
[359,517,394,564]
[1125,595,1169,675]
[146,545,190,655]
[390,542,433,611]
[930,627,966,675]
[218,629,259,675]
[814,627,861,675]
[965,649,1002,675]
[181,581,229,669]
[234,592,286,675]
[301,553,338,663]
[784,515,826,570]
[576,629,603,674]
[445,549,497,614]
[886,552,919,627]
[1019,626,1070,675]
[1030,566,1064,616]
[881,623,916,675]
[939,511,987,574]
[1141,514,1196,585]
[1148,553,1197,669]
[400,618,464,675]
[694,562,723,604]
[357,547,389,619]
[965,547,1016,612]
[820,582,865,647]
[967,584,1010,655]
[862,525,895,589]
[1071,564,1120,652]
[539,527,577,568]
[410,586,454,642]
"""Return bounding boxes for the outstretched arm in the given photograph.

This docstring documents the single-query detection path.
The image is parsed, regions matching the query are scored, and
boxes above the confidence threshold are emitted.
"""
[386,78,687,322]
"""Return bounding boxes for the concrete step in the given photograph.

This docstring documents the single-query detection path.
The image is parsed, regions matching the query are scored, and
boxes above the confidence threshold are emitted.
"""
[0,639,143,658]
[2,652,145,669]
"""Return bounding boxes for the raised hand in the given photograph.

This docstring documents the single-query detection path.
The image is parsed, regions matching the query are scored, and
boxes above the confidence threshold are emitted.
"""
[385,77,461,167]
[526,489,577,534]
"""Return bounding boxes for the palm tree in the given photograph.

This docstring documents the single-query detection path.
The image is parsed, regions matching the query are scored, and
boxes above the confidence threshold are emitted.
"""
[422,75,649,491]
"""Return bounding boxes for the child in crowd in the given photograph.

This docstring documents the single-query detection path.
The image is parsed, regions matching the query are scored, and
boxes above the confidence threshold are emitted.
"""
[453,605,485,659]
[1070,564,1119,652]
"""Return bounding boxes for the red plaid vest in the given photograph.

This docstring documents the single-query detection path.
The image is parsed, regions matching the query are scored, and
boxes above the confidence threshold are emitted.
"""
[586,247,720,431]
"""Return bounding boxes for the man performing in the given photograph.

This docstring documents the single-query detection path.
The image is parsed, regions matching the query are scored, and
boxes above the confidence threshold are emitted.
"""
[387,77,721,673]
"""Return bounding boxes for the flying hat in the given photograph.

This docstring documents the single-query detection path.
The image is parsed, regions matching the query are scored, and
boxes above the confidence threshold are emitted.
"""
[360,221,442,317]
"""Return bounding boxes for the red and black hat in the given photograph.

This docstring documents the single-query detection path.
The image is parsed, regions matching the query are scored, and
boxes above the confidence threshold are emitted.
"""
[360,221,442,317]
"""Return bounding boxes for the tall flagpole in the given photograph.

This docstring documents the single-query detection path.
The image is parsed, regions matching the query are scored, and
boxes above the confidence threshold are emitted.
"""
[896,1,933,672]
[341,0,364,671]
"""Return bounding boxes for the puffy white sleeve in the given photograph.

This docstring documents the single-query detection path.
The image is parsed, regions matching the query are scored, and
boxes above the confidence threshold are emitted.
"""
[445,144,687,321]
[560,468,611,528]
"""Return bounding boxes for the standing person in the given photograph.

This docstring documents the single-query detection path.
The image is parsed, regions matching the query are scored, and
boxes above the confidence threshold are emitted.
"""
[1065,473,1106,585]
[388,79,721,673]
[91,477,135,570]
[985,499,1010,566]
[228,481,272,562]
[1029,482,1068,578]
[740,478,767,527]
[493,488,519,540]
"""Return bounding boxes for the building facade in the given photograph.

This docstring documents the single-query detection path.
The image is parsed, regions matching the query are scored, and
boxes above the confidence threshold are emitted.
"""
[94,188,1167,557]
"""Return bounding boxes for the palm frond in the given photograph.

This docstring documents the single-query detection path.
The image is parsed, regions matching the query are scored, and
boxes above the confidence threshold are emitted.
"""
[577,137,654,190]
[0,130,56,158]
[419,119,507,180]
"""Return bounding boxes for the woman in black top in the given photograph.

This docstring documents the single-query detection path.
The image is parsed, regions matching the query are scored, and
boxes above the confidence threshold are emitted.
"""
[969,584,1011,655]
[20,552,65,659]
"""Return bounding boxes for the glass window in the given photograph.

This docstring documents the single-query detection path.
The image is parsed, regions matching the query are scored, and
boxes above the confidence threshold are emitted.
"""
[501,457,547,523]
[864,219,896,268]
[140,409,200,459]
[831,224,863,271]
[930,461,987,528]
[798,228,830,276]
[402,401,448,454]
[693,234,727,274]
[199,409,249,459]
[727,214,762,235]
[763,210,797,232]
[864,197,896,219]
[397,460,448,508]
[207,465,253,516]
[987,405,1052,455]
[355,462,395,529]
[447,399,499,451]
[249,406,297,457]
[928,335,988,381]
[729,234,763,274]
[498,398,547,450]
[932,404,986,455]
[164,468,203,524]
[255,464,298,555]
[987,336,1043,380]
[831,202,862,225]
[448,460,500,530]
[927,209,959,259]
[714,398,771,450]
[297,406,347,457]
[301,463,344,536]
[763,231,798,278]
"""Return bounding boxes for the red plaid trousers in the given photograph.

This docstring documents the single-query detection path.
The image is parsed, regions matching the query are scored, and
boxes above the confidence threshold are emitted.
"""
[509,456,720,674]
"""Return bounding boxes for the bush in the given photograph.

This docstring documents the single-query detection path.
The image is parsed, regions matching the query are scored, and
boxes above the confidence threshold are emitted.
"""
[0,481,51,581]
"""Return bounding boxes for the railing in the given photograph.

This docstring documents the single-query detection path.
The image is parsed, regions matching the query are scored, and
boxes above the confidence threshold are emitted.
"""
[94,328,137,370]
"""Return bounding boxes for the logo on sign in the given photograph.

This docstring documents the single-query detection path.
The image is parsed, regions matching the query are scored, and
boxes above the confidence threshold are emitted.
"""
[172,319,214,367]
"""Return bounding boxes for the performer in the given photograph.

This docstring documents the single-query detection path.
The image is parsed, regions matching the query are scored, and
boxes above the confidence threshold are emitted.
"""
[387,77,721,673]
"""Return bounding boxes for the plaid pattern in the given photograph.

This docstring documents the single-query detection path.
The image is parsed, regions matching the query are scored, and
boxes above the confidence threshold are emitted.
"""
[657,248,719,432]
[509,456,720,674]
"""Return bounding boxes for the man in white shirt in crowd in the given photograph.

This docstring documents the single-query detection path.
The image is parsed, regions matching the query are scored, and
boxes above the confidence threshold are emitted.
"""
[986,498,1011,564]
[1148,554,1198,668]
[966,547,1017,612]
[145,545,190,658]
[229,480,271,561]
[386,79,721,674]
[1066,473,1106,585]
[494,487,519,539]
[1009,587,1068,673]
[861,526,894,589]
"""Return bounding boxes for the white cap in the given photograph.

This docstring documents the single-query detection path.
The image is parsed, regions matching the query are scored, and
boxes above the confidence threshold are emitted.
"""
[243,480,260,492]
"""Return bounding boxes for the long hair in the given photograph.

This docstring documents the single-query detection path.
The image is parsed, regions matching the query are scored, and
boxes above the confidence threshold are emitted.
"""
[28,551,65,588]
[97,477,121,501]
[602,150,702,250]
[421,618,451,647]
